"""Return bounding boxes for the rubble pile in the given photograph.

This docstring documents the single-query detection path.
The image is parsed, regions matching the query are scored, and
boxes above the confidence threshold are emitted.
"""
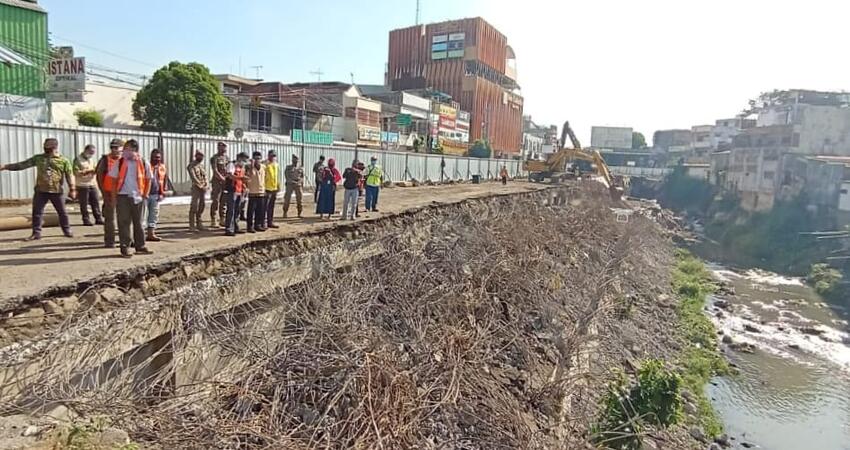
[9,185,699,449]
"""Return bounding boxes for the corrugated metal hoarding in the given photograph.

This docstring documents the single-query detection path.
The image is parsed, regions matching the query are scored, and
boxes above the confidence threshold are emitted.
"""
[0,120,523,200]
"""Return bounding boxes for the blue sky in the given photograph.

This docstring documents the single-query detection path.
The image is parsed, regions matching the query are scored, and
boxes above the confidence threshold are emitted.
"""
[42,0,478,85]
[40,0,849,143]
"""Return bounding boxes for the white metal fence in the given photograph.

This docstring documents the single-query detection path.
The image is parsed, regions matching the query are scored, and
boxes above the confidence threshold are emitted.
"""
[0,120,524,200]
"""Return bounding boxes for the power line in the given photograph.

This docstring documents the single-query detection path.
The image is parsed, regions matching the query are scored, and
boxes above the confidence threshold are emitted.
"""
[50,33,158,68]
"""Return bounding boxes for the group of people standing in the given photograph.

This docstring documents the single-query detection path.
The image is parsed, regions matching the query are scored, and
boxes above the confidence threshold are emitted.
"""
[0,138,386,258]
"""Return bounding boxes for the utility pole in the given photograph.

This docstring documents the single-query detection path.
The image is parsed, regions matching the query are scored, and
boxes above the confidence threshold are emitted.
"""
[300,91,306,164]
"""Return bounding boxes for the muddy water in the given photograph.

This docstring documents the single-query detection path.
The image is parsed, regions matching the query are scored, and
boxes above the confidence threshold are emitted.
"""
[705,266,850,450]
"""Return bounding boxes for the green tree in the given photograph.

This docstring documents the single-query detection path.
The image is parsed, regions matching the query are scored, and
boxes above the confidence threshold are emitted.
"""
[632,131,647,149]
[73,109,104,127]
[468,139,492,158]
[132,61,232,135]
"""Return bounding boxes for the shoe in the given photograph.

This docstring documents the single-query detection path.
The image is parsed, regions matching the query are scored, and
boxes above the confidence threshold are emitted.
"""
[225,231,235,237]
[188,226,197,233]
[95,219,104,225]
[247,229,256,234]
[63,231,74,238]
[372,208,379,212]
[197,225,208,232]
[283,212,288,218]
[256,227,267,232]
[236,230,246,234]
[24,234,41,241]
[268,224,280,229]
[104,242,115,249]
[136,247,153,255]
[120,247,132,258]
[82,221,94,227]
[147,234,162,242]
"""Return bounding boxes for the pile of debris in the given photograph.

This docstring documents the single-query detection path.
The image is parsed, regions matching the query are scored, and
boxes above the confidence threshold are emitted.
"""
[10,186,698,449]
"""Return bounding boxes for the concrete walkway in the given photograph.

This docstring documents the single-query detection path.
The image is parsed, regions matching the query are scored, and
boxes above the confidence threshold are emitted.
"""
[0,182,545,302]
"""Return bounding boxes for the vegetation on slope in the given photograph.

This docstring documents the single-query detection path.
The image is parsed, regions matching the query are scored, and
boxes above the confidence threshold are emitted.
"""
[672,249,728,438]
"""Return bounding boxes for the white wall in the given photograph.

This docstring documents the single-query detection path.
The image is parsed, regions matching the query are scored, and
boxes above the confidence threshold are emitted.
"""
[52,82,141,128]
[591,126,632,149]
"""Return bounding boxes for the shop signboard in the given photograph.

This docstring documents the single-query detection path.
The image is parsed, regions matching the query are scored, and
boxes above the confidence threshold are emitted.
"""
[46,57,86,103]
[357,126,381,142]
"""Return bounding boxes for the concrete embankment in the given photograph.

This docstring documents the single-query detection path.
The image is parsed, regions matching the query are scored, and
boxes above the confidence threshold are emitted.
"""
[0,182,710,449]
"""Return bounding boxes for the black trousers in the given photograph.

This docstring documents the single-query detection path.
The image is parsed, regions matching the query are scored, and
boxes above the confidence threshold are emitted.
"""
[117,195,145,250]
[32,191,71,235]
[78,186,102,224]
[264,190,278,226]
[247,194,266,231]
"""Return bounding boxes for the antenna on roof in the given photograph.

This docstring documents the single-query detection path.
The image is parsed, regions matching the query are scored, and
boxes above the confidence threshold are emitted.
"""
[415,0,421,25]
[249,65,263,79]
[309,68,324,82]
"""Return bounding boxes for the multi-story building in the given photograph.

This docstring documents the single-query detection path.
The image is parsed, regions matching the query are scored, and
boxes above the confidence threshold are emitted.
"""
[523,116,558,157]
[713,117,756,150]
[0,0,48,121]
[754,89,850,156]
[387,17,523,156]
[215,75,345,144]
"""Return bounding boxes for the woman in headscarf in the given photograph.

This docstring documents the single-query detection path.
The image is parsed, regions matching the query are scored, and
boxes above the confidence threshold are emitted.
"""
[316,157,341,219]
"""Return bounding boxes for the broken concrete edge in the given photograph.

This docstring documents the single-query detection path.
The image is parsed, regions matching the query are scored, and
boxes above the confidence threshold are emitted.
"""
[0,185,556,345]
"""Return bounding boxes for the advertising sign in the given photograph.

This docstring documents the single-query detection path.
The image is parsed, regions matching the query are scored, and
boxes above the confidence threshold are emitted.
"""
[46,57,86,102]
[439,116,456,129]
[458,111,470,123]
[438,104,457,119]
[357,126,381,142]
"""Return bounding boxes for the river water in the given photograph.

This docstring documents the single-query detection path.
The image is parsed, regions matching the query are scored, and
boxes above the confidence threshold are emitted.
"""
[702,264,850,450]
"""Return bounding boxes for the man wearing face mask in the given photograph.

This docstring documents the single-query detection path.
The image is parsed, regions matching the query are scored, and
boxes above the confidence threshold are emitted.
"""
[107,139,153,258]
[144,149,168,242]
[187,148,208,232]
[0,138,76,240]
[245,151,267,233]
[96,138,124,248]
[264,150,280,229]
[74,144,103,226]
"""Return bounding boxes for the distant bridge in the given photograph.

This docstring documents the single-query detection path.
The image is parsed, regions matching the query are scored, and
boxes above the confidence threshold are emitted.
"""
[609,166,671,178]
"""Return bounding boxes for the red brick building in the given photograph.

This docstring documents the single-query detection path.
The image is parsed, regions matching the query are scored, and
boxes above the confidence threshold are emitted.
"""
[387,17,523,156]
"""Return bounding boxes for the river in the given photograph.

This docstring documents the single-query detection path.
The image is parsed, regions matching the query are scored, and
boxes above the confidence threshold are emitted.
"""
[701,263,850,450]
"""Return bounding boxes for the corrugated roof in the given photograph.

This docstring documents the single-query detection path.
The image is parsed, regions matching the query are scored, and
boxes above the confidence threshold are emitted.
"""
[0,0,46,13]
[0,44,33,66]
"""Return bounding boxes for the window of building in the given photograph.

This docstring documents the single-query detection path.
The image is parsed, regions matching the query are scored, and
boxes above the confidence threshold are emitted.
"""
[763,171,775,180]
[249,108,272,132]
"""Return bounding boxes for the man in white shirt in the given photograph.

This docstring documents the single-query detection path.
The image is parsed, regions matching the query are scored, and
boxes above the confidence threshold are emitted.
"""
[107,139,153,258]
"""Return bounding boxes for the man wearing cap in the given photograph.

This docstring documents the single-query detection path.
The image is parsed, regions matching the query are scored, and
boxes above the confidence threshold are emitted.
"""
[224,152,249,236]
[186,148,208,232]
[312,155,325,203]
[245,151,267,233]
[74,144,103,226]
[209,142,229,228]
[264,150,280,228]
[96,138,123,247]
[283,154,305,218]
[364,155,384,212]
[0,138,76,240]
[107,139,153,258]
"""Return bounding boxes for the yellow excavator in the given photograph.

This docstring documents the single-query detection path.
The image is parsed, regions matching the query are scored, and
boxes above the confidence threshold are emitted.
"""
[524,121,623,198]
